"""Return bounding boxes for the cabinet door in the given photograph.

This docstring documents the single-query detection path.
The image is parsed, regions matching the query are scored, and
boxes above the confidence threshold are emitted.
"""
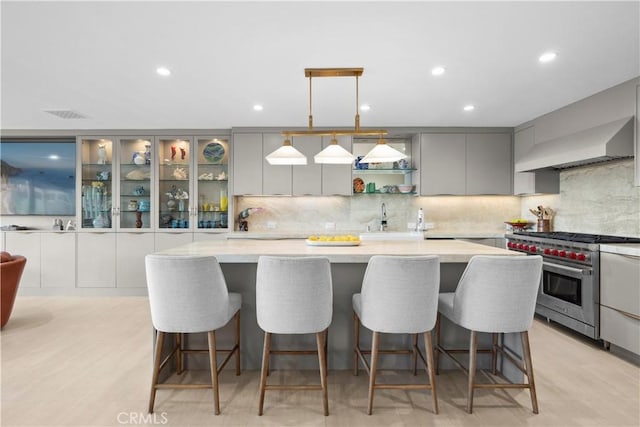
[195,137,230,231]
[292,135,322,196]
[79,137,115,230]
[117,137,154,230]
[5,232,41,288]
[41,232,75,288]
[77,232,116,287]
[263,133,292,195]
[466,133,512,195]
[116,233,155,288]
[420,133,466,195]
[232,133,263,195]
[321,135,352,195]
[157,137,193,231]
[154,232,193,252]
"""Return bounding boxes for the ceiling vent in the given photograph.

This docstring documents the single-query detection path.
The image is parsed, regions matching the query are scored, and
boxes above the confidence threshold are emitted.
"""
[44,110,89,119]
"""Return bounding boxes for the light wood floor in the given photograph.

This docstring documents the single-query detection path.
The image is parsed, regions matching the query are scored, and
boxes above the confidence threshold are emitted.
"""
[2,297,639,427]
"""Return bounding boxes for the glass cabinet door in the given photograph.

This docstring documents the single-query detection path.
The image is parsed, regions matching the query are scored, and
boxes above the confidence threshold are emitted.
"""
[79,138,114,230]
[195,137,230,230]
[117,137,153,230]
[157,137,193,230]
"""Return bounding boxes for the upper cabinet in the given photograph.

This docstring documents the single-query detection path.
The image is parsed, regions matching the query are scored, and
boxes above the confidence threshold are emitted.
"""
[78,136,155,231]
[156,136,231,232]
[420,132,512,195]
[232,131,353,196]
[513,126,559,195]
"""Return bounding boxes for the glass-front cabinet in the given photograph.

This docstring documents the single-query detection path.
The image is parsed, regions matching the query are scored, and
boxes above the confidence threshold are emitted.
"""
[157,137,193,230]
[156,136,230,232]
[79,137,114,230]
[78,136,154,231]
[194,137,230,231]
[117,137,154,230]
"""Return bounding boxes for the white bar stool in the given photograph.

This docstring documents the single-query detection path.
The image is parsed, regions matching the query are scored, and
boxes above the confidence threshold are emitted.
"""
[353,255,440,415]
[256,256,333,416]
[145,254,241,415]
[435,255,543,414]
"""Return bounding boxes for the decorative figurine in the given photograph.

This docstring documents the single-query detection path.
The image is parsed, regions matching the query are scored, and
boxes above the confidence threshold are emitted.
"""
[180,147,186,160]
[97,144,107,165]
[171,146,176,161]
[135,211,143,228]
[144,142,151,165]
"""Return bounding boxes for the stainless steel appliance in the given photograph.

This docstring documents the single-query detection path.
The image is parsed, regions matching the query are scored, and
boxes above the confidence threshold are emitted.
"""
[505,232,640,340]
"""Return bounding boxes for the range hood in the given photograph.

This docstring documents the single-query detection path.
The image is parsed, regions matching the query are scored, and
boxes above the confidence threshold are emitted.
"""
[515,117,634,172]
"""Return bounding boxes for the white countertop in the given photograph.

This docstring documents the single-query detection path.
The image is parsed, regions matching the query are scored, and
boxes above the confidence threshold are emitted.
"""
[599,243,640,257]
[155,239,522,263]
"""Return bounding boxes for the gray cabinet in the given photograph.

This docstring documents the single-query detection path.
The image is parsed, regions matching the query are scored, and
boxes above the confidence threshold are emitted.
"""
[116,233,155,288]
[292,135,321,196]
[635,84,640,186]
[321,135,352,195]
[262,133,292,195]
[513,126,559,194]
[600,251,640,356]
[420,132,512,195]
[420,133,466,195]
[77,232,116,288]
[41,232,75,288]
[466,133,512,195]
[232,133,263,195]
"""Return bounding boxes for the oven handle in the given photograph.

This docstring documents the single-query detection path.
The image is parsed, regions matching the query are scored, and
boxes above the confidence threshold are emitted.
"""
[543,261,592,277]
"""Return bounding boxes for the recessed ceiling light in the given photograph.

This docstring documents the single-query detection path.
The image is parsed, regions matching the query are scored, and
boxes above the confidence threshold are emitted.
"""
[253,104,263,111]
[463,104,475,112]
[156,67,171,76]
[48,154,60,160]
[431,66,446,76]
[360,104,371,112]
[539,52,557,63]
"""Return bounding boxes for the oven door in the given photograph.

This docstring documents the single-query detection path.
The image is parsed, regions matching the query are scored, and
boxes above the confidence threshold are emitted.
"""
[537,260,596,326]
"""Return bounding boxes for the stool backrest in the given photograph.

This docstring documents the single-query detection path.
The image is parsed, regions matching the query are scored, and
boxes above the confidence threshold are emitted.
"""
[256,256,332,334]
[360,255,440,333]
[453,255,543,333]
[145,254,231,333]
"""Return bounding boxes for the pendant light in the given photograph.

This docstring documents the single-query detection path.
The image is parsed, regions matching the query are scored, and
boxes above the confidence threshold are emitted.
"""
[273,68,389,165]
[265,137,307,165]
[359,135,407,163]
[313,135,355,164]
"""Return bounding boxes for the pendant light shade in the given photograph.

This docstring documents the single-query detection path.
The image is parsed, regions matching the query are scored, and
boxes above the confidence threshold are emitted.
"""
[314,138,355,164]
[359,137,407,163]
[265,138,307,165]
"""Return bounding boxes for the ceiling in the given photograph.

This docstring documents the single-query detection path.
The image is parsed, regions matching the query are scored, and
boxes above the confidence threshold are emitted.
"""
[1,1,639,132]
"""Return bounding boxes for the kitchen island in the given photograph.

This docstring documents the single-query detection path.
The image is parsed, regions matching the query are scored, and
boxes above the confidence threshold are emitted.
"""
[155,239,525,373]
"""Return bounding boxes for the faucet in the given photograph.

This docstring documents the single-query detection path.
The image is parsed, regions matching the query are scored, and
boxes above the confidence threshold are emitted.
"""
[380,203,388,232]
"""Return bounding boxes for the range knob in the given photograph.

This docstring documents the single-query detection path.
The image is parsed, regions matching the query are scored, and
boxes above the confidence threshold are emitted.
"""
[508,242,515,248]
[559,250,567,258]
[544,248,551,255]
[551,249,559,256]
[529,246,537,253]
[569,252,577,260]
[523,245,530,251]
[518,243,525,250]
[577,253,587,261]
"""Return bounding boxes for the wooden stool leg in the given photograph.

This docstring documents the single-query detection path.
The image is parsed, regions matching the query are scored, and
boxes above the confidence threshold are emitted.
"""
[176,333,183,374]
[491,333,498,375]
[412,333,418,376]
[434,313,441,375]
[258,332,271,416]
[467,330,478,414]
[424,331,439,414]
[207,330,220,415]
[367,331,380,415]
[353,311,360,376]
[521,331,539,414]
[317,330,329,416]
[148,330,165,413]
[324,328,329,376]
[235,311,241,376]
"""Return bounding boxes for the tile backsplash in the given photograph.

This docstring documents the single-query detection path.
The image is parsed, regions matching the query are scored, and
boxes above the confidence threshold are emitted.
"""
[238,159,639,237]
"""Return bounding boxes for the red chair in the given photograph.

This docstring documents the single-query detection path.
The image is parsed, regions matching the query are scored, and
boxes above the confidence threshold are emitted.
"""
[1,251,26,328]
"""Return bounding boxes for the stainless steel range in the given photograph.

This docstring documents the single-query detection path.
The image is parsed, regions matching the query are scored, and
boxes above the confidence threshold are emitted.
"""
[505,232,640,340]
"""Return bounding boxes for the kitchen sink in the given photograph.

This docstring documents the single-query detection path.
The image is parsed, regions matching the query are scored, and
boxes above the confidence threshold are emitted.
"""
[359,231,425,241]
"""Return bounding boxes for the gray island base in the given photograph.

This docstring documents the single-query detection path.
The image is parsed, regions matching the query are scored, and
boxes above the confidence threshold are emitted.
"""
[154,239,526,382]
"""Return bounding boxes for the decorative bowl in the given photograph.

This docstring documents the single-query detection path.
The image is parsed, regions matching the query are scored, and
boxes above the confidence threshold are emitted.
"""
[398,184,414,193]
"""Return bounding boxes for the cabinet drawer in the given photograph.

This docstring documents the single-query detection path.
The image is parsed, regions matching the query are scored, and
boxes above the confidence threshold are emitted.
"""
[600,252,640,316]
[600,305,640,356]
